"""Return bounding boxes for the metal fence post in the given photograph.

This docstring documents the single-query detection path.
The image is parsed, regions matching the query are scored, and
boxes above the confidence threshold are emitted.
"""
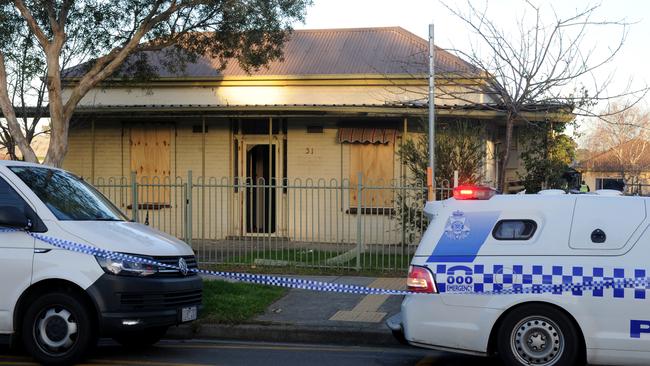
[186,170,193,246]
[356,172,362,271]
[130,171,138,222]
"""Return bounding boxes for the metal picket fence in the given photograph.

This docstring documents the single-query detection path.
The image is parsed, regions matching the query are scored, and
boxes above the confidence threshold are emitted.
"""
[94,172,452,272]
[626,183,650,196]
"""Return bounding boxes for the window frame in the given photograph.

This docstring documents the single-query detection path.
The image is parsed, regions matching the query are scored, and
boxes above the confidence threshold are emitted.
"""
[492,219,537,241]
[595,177,624,190]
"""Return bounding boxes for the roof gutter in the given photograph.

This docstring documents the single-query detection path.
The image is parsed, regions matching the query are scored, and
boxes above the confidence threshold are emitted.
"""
[60,73,487,88]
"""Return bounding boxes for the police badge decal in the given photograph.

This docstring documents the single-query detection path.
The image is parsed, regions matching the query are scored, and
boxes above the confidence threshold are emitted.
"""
[444,210,471,240]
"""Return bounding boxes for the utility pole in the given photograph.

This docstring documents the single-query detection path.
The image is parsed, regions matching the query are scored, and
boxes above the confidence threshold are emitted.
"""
[427,23,436,201]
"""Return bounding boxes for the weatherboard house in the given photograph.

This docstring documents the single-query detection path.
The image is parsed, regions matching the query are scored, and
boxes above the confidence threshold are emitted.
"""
[59,27,565,241]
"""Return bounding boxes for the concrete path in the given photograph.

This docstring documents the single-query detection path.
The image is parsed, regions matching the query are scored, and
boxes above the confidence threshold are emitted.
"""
[169,275,406,346]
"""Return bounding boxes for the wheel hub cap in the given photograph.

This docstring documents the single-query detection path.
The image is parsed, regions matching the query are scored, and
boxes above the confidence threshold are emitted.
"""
[511,316,564,365]
[45,316,68,342]
[35,307,78,354]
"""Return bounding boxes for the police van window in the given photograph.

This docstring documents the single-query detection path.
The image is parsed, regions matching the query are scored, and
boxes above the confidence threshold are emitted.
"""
[492,220,537,240]
[0,176,28,211]
[9,166,127,222]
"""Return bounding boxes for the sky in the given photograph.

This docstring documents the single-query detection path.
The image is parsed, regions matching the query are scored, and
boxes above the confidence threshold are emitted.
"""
[294,0,650,141]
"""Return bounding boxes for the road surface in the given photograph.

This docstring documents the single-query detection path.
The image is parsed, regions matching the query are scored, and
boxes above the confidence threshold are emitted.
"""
[0,339,503,366]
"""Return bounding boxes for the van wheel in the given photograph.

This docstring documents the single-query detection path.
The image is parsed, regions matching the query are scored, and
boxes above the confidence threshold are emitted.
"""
[21,292,96,366]
[497,304,581,366]
[113,326,168,348]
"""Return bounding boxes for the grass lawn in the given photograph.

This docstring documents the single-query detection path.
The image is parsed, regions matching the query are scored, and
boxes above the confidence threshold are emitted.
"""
[200,279,288,324]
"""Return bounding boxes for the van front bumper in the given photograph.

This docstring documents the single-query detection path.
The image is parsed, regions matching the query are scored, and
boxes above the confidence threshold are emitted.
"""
[86,273,203,335]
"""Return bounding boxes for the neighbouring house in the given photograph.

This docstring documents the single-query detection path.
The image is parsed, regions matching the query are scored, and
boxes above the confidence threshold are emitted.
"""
[0,134,50,162]
[578,138,650,194]
[58,27,572,247]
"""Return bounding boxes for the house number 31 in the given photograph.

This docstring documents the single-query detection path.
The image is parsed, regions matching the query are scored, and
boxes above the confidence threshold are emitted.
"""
[305,147,314,154]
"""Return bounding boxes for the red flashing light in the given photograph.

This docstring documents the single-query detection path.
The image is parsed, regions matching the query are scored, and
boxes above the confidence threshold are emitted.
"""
[453,185,496,200]
[407,265,438,294]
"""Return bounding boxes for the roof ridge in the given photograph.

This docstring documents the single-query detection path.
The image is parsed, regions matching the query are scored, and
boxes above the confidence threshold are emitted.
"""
[291,26,406,33]
[391,27,427,44]
[390,27,478,72]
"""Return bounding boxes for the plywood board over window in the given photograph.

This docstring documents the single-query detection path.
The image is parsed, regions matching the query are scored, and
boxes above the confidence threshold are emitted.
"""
[130,125,172,206]
[350,142,394,208]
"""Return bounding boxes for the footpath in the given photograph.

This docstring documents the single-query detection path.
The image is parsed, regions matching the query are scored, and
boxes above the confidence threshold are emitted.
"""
[168,275,405,346]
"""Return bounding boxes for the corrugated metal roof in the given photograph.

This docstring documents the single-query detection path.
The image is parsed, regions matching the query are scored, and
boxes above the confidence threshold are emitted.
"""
[63,27,478,79]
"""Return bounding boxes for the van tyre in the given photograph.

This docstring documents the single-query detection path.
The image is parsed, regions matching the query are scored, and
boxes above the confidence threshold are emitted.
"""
[21,292,96,366]
[113,326,168,348]
[497,304,582,366]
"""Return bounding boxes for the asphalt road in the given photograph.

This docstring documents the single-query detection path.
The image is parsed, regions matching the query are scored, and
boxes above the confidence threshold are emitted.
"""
[0,339,504,366]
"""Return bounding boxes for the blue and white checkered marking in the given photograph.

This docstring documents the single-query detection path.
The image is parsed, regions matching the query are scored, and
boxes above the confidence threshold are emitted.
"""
[435,264,650,299]
[2,227,649,298]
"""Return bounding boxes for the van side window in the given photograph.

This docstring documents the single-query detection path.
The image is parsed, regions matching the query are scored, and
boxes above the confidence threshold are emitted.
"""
[0,176,28,212]
[0,175,49,232]
[492,220,537,240]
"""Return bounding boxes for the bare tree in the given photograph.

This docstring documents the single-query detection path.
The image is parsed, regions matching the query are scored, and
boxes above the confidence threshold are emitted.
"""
[583,103,650,185]
[0,0,311,167]
[396,1,648,191]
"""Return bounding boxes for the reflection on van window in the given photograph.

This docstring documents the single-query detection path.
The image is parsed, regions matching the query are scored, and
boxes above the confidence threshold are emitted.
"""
[9,167,126,221]
[0,177,27,213]
[493,220,536,240]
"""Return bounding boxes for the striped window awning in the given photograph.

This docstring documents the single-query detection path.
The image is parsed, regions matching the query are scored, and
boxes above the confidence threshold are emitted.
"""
[337,128,398,144]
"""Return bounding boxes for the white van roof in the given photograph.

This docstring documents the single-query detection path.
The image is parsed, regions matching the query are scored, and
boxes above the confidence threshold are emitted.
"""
[0,161,61,170]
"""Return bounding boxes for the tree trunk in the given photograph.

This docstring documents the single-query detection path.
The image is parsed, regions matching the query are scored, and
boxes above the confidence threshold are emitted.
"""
[42,44,69,167]
[6,139,17,160]
[497,113,514,192]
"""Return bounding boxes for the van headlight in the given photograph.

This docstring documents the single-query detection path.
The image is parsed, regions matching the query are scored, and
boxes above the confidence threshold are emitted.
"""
[95,255,158,277]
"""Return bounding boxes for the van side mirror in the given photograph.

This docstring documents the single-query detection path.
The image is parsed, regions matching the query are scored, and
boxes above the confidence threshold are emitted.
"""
[0,206,30,230]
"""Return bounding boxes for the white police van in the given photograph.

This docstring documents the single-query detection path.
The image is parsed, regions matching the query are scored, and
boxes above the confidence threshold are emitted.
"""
[389,185,650,366]
[0,161,202,365]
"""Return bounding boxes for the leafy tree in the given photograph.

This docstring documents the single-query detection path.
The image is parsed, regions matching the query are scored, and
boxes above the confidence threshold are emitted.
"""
[0,0,311,166]
[397,120,485,234]
[401,120,485,188]
[518,122,577,193]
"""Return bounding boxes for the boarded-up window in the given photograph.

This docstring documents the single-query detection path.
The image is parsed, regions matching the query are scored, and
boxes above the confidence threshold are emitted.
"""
[349,142,394,208]
[130,125,171,205]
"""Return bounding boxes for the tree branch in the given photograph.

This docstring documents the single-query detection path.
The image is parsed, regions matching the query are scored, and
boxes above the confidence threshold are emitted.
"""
[13,0,50,47]
[0,53,38,162]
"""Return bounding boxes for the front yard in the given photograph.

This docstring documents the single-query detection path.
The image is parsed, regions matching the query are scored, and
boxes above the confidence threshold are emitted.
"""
[200,279,288,324]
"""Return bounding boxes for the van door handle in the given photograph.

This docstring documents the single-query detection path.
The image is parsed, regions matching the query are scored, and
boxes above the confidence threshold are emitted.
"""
[591,229,606,243]
[34,248,51,253]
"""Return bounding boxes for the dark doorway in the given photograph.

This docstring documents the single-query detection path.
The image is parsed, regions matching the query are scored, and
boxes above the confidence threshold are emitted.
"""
[246,144,277,234]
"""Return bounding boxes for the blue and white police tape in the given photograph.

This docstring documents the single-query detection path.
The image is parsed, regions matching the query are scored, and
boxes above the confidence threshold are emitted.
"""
[0,227,408,295]
[2,227,650,298]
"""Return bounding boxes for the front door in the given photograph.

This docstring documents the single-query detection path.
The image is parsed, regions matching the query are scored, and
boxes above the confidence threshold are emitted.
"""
[0,174,34,332]
[244,143,277,234]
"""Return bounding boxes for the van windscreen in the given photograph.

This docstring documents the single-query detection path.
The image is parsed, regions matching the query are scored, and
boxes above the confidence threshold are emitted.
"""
[9,167,127,222]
